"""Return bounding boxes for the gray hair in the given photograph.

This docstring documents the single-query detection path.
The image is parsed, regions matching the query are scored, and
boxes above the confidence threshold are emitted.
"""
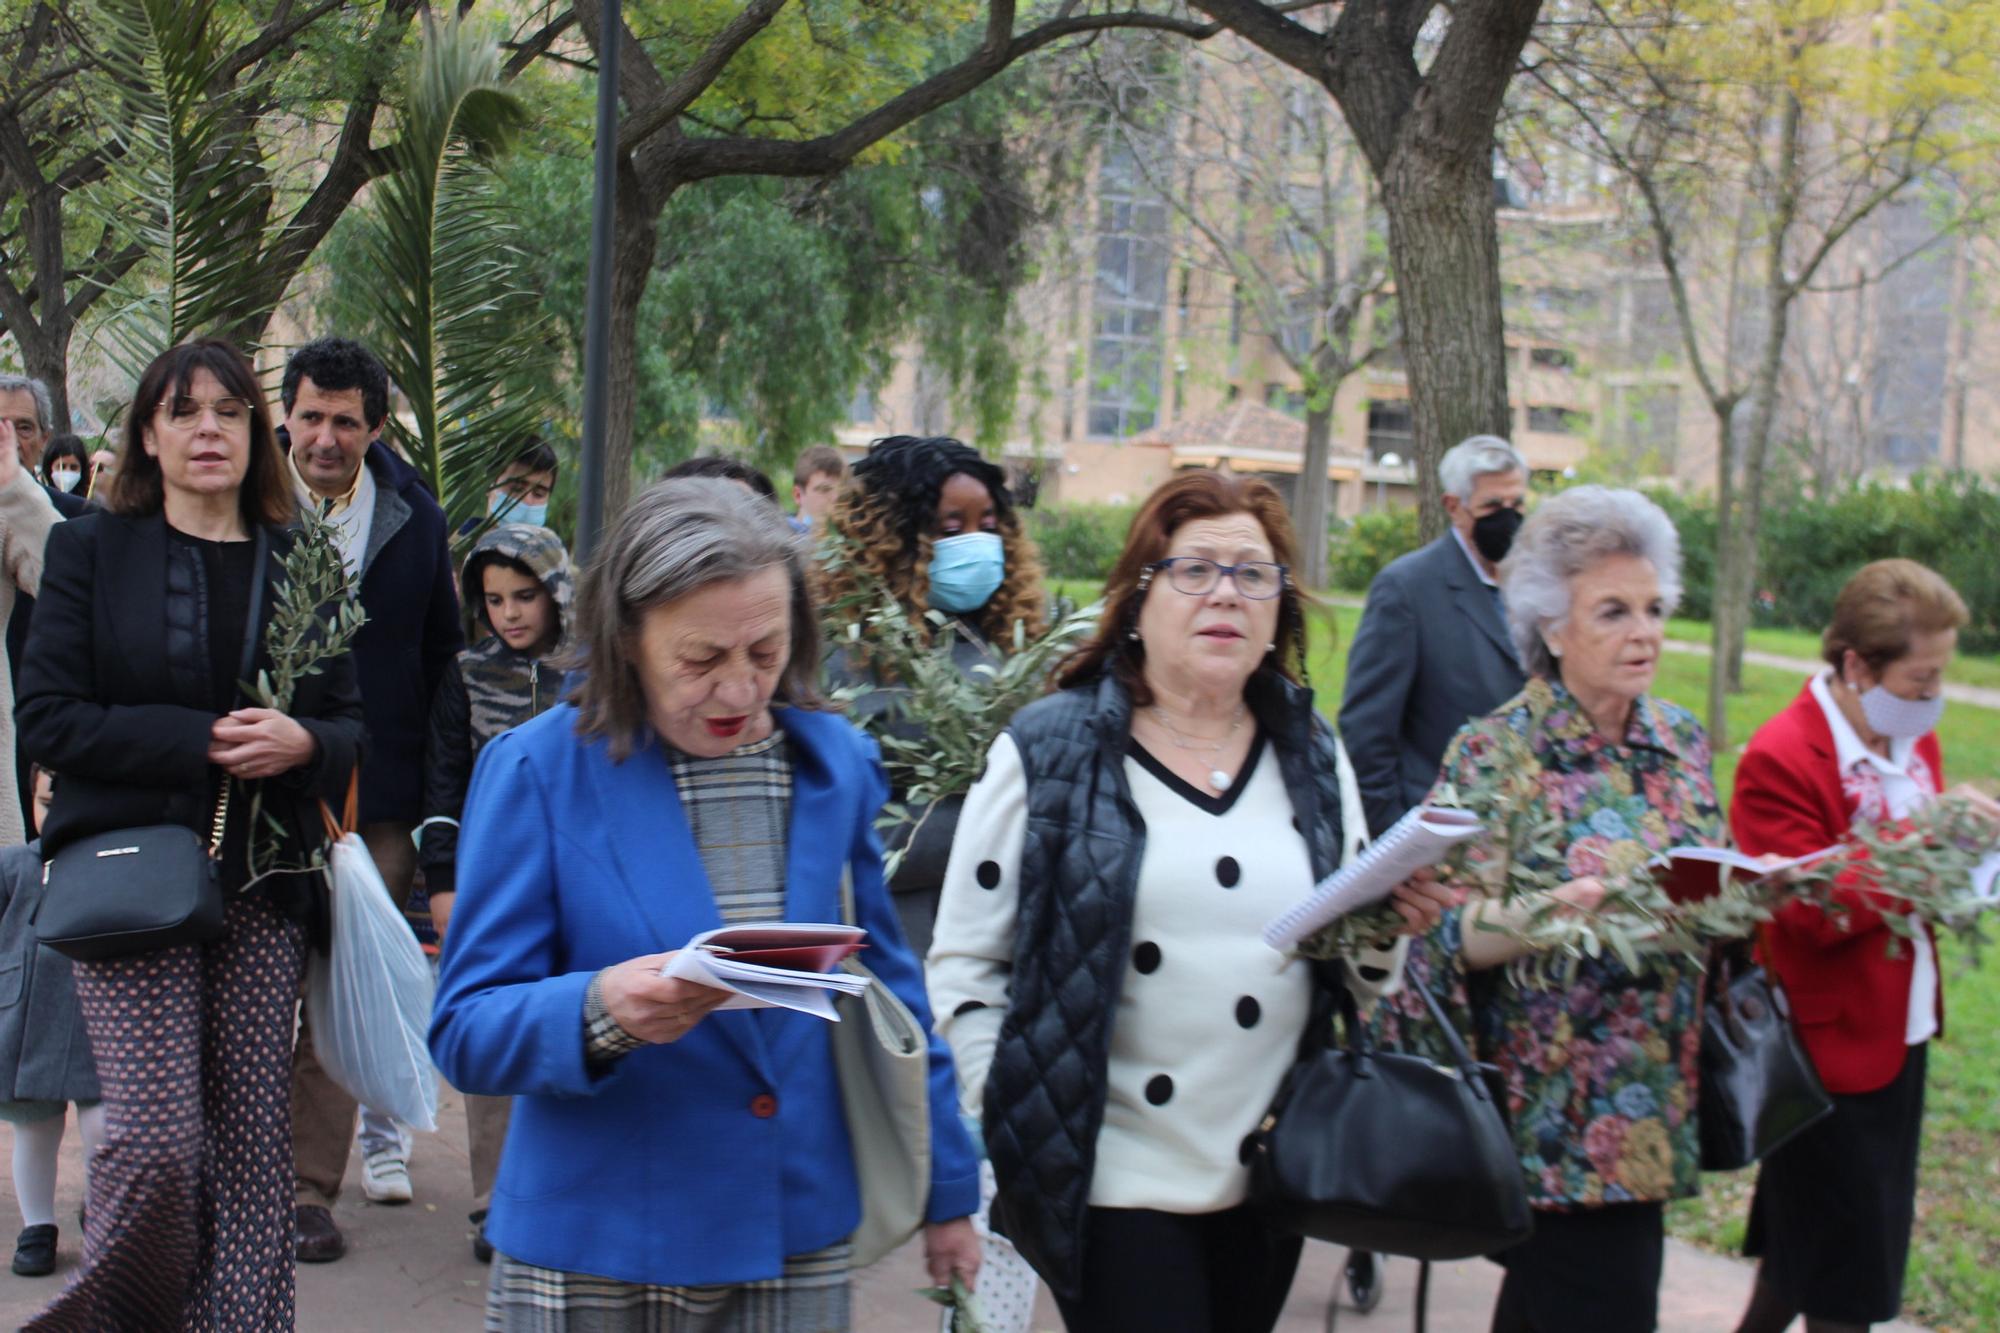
[0,374,52,433]
[1500,485,1682,679]
[1439,434,1528,502]
[566,476,823,760]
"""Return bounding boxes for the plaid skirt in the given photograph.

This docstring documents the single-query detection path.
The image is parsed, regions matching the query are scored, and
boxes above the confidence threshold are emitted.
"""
[485,1242,852,1333]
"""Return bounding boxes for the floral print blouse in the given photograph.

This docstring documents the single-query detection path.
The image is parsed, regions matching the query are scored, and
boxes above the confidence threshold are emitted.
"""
[1380,677,1728,1211]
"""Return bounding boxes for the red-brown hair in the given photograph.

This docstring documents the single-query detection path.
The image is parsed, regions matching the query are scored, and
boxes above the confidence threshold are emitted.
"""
[1822,558,1968,673]
[110,339,294,530]
[1056,469,1316,707]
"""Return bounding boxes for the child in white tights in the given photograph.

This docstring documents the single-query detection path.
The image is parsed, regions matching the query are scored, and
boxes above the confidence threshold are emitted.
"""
[0,766,103,1275]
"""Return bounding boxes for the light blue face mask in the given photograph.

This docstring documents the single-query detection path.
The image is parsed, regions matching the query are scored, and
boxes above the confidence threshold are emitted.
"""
[928,531,1005,614]
[490,491,548,528]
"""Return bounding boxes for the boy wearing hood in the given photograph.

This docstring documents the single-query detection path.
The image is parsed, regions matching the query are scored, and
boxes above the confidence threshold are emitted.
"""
[419,522,573,1259]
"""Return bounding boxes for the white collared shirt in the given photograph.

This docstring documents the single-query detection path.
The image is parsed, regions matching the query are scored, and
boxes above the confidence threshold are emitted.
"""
[1450,523,1501,590]
[1807,671,1938,1044]
[291,454,375,581]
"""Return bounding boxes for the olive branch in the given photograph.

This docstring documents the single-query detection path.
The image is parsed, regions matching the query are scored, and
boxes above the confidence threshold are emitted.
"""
[1297,702,1999,982]
[235,505,368,881]
[816,527,1099,878]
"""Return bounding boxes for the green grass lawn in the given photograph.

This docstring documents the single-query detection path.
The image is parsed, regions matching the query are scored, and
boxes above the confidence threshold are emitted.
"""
[1056,576,2000,1329]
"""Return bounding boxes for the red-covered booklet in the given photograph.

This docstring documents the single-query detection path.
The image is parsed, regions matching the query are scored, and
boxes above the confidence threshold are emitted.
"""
[661,923,871,1019]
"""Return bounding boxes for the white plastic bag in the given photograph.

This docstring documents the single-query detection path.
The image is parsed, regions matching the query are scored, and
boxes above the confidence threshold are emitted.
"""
[305,833,438,1131]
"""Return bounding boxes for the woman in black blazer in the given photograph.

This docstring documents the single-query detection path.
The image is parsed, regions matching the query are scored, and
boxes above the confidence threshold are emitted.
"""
[15,339,364,1331]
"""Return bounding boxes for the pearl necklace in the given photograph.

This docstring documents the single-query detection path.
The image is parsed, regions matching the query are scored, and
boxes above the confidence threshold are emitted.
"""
[1150,703,1247,793]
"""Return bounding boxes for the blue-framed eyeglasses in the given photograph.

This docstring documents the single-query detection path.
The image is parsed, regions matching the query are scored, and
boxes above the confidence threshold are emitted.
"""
[1143,557,1288,600]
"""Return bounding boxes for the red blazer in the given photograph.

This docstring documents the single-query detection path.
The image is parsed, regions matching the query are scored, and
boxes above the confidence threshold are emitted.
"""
[1730,682,1944,1095]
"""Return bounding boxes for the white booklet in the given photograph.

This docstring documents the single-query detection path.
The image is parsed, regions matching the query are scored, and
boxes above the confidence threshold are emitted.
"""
[1263,806,1485,951]
[660,923,872,1021]
[1647,844,1844,904]
[1972,851,2000,902]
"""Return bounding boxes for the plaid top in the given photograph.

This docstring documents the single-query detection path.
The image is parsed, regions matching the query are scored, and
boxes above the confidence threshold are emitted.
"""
[584,732,792,1062]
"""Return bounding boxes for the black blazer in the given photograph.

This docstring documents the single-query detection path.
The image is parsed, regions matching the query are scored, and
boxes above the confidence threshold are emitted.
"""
[14,511,365,932]
[1337,533,1526,837]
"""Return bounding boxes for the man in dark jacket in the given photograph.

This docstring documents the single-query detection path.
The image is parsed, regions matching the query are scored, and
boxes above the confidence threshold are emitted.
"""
[280,337,463,1262]
[1339,433,1531,839]
[1,375,88,832]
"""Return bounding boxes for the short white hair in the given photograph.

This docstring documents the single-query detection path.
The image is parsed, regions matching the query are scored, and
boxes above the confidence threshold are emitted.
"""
[1500,485,1682,679]
[1439,434,1528,502]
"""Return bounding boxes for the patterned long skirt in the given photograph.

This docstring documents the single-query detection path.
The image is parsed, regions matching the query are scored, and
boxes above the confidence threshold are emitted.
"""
[27,898,306,1331]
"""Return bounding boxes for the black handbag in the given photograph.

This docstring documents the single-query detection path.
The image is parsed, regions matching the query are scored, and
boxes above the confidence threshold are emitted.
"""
[1248,973,1532,1262]
[33,529,267,962]
[1697,944,1834,1171]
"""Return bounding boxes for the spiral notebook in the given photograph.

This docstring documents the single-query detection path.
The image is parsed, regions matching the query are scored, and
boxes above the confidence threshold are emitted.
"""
[1263,805,1484,951]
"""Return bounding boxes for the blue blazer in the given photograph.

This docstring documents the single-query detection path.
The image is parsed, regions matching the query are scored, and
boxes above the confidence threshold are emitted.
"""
[429,703,980,1287]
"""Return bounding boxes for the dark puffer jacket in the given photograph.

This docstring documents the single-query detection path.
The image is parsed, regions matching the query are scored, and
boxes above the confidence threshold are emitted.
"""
[983,669,1352,1299]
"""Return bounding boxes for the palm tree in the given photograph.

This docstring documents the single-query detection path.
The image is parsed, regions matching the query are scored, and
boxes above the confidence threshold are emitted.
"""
[325,14,557,533]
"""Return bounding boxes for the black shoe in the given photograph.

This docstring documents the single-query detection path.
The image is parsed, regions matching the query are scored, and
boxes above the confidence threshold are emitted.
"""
[11,1224,58,1277]
[470,1209,493,1264]
[1344,1249,1383,1312]
[294,1204,346,1264]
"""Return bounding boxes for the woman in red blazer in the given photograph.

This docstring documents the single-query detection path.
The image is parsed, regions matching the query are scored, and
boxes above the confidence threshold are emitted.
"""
[1730,560,1999,1333]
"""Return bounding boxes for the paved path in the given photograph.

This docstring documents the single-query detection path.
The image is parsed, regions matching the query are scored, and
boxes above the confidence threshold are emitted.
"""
[0,1092,1930,1332]
[1660,640,2000,710]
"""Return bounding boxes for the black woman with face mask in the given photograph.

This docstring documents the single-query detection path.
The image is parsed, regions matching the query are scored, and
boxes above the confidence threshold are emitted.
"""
[1730,558,2000,1333]
[816,435,1049,955]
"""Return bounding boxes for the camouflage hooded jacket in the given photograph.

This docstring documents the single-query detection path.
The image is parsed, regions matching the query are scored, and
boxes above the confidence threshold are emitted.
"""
[418,524,574,895]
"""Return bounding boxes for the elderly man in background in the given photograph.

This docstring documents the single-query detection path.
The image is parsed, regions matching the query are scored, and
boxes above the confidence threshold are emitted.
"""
[0,376,88,835]
[1340,434,1532,840]
[280,336,464,1263]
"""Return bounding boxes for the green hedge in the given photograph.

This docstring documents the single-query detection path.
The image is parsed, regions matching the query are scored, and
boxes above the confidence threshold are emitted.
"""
[1039,477,2000,654]
[1027,502,1138,581]
[1328,507,1424,592]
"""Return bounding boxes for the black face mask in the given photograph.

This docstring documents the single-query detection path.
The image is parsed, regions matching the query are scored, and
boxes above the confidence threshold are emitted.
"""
[1470,506,1524,564]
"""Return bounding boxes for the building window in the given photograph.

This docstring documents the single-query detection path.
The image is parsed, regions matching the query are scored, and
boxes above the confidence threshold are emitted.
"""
[1366,399,1412,460]
[1529,346,1575,372]
[1087,141,1170,439]
[1528,404,1588,435]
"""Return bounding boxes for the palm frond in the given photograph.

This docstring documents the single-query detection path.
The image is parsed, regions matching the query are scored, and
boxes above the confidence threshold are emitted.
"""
[83,0,280,372]
[344,16,554,532]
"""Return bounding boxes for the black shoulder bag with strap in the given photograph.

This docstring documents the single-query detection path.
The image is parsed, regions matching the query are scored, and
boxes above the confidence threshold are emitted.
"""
[35,528,269,961]
[1249,970,1532,1260]
[1249,969,1532,1332]
[1697,939,1833,1170]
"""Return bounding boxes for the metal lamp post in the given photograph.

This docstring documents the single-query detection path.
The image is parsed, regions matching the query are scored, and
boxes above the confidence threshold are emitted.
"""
[574,0,620,563]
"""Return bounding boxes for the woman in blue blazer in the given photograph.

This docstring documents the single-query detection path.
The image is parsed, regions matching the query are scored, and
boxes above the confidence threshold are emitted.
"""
[430,477,981,1328]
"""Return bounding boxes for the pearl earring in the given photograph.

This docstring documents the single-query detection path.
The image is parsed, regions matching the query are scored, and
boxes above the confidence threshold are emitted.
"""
[1128,629,1142,642]
[1266,642,1276,651]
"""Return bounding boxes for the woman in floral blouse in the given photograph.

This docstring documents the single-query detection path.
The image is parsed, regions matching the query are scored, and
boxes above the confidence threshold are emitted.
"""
[1385,486,1725,1333]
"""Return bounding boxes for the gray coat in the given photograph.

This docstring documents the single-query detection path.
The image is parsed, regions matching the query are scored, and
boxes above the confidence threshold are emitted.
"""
[1337,533,1526,838]
[0,840,99,1104]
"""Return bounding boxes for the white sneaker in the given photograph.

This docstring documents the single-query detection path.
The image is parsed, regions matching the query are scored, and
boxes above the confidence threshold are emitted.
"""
[360,1147,413,1205]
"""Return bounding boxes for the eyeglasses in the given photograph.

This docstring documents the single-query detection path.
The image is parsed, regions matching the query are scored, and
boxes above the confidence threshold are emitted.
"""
[158,395,252,426]
[1144,557,1288,600]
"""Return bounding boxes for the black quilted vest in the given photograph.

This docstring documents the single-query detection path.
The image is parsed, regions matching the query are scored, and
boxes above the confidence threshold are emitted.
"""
[984,669,1347,1298]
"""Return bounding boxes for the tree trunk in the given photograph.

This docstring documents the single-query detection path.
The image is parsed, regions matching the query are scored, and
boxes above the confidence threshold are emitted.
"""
[1297,397,1334,591]
[601,163,667,521]
[1705,407,1741,743]
[11,316,73,434]
[1379,146,1512,542]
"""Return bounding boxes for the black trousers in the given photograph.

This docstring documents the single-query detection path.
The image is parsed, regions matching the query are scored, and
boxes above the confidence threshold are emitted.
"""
[1489,1201,1665,1333]
[1053,1205,1303,1333]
